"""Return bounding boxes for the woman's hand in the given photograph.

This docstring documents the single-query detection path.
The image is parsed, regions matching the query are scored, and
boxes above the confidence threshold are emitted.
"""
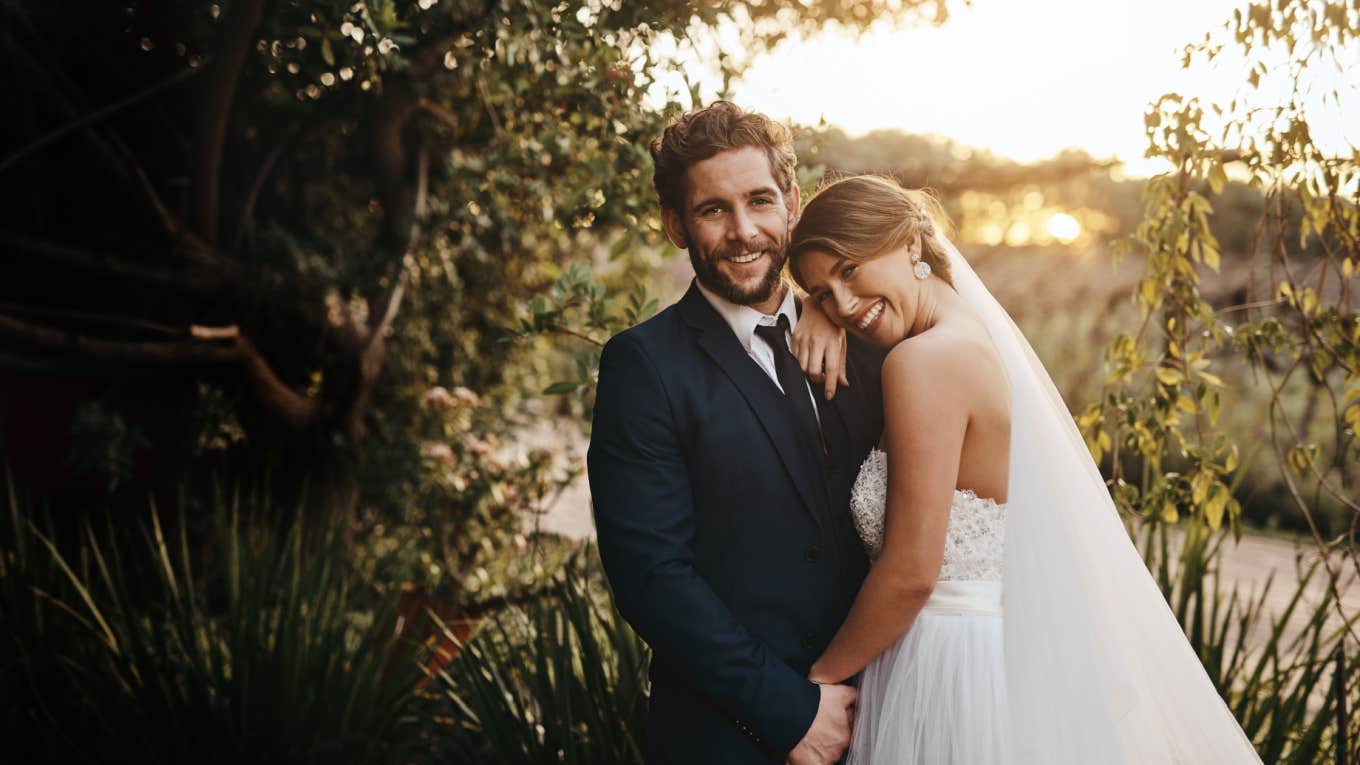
[792,294,849,400]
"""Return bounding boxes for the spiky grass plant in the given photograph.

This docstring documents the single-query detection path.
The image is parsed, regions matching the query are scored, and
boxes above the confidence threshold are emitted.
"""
[0,479,432,764]
[427,550,649,764]
[1144,521,1359,763]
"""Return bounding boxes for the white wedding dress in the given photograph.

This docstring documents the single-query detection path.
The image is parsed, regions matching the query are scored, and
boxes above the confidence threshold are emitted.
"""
[847,449,1010,764]
[835,238,1263,764]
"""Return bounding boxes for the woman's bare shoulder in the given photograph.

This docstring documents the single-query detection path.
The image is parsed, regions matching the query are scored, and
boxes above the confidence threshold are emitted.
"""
[880,326,978,389]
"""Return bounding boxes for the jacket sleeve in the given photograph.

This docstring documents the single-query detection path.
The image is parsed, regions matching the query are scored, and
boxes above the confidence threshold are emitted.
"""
[587,332,819,756]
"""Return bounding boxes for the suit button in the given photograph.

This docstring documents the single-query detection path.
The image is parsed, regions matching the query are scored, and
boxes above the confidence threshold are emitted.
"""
[801,632,816,650]
[805,544,820,561]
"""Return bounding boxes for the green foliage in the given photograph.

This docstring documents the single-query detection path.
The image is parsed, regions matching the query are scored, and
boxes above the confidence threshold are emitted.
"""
[354,377,577,602]
[1,0,953,518]
[1079,0,1359,756]
[428,549,649,764]
[0,482,431,764]
[66,401,150,495]
[509,262,660,398]
[1083,0,1358,537]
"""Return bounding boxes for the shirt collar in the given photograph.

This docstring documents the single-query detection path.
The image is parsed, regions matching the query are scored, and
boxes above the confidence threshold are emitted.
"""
[695,279,799,354]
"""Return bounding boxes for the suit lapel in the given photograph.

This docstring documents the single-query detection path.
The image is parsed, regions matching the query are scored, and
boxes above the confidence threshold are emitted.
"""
[679,283,826,528]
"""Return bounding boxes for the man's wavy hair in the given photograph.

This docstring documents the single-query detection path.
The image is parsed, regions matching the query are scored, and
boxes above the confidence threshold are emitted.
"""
[650,101,798,212]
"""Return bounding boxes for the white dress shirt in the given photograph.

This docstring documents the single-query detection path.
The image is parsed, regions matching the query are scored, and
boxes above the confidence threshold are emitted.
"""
[695,281,824,428]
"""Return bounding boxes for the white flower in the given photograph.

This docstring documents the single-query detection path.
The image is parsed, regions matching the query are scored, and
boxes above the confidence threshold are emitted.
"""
[420,441,456,465]
[452,386,481,407]
[422,386,454,409]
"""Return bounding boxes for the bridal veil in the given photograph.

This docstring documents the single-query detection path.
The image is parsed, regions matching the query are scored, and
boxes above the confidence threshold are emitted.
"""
[940,238,1262,763]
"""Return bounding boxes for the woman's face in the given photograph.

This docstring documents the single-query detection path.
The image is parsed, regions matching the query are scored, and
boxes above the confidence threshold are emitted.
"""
[797,240,918,348]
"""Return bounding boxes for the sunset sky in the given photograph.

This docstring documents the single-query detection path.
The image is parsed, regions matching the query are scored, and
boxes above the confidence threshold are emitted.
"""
[659,0,1358,177]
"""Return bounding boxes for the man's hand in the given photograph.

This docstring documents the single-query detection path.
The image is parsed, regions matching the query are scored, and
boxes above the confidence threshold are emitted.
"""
[792,295,849,401]
[786,683,857,765]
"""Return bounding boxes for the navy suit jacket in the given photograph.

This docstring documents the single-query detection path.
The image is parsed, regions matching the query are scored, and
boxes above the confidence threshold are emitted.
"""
[588,281,885,763]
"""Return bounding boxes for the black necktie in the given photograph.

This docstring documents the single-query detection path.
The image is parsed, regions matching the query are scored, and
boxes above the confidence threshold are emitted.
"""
[754,315,826,455]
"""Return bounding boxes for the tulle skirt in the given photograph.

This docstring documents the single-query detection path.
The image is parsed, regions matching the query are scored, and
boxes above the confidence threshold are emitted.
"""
[848,580,1009,765]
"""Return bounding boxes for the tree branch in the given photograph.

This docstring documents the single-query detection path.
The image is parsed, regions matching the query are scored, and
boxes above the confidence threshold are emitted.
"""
[414,134,430,220]
[0,351,88,375]
[1,232,227,297]
[0,311,236,365]
[416,98,460,133]
[545,322,606,347]
[0,313,320,433]
[234,144,284,251]
[0,301,187,338]
[373,80,419,253]
[193,0,266,246]
[2,37,217,263]
[346,268,410,440]
[0,63,202,177]
[333,80,427,441]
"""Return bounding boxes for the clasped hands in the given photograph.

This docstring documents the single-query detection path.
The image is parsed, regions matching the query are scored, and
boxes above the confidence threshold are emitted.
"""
[786,681,857,765]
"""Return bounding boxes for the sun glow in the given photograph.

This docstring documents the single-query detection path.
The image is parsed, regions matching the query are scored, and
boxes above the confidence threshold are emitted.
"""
[647,0,1358,179]
[699,0,1261,177]
[1046,213,1082,244]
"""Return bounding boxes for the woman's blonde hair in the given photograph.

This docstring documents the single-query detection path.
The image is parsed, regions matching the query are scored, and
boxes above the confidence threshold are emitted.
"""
[788,174,954,289]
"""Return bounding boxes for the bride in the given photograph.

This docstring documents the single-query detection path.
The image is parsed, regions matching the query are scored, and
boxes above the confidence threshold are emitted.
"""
[787,175,1262,763]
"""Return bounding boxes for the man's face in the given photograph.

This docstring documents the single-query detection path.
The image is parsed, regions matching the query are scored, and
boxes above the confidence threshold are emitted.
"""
[661,146,799,310]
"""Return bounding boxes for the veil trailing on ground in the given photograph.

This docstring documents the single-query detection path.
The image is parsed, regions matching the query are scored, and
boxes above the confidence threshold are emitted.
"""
[939,238,1262,763]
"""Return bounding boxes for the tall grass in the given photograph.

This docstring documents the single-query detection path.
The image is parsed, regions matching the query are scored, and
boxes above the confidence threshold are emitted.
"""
[425,529,1356,764]
[1144,520,1359,763]
[427,551,650,764]
[6,470,1352,764]
[0,480,431,764]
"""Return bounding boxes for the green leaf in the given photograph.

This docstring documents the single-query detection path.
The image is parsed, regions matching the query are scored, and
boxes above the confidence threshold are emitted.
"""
[542,382,579,395]
[1207,161,1227,194]
[1191,471,1212,505]
[1286,444,1319,475]
[1344,404,1360,432]
[1203,485,1228,530]
[1201,242,1220,271]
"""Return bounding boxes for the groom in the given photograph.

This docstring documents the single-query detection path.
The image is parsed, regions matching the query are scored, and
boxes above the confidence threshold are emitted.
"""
[588,102,885,764]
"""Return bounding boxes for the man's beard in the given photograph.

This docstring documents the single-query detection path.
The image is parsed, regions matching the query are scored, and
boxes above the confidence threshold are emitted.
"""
[690,238,787,306]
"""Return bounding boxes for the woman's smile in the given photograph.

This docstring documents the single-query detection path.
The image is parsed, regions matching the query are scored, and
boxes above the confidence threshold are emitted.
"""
[854,299,886,332]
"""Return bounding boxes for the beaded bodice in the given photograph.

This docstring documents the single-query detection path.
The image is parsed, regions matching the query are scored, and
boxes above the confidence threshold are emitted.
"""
[848,448,1006,582]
